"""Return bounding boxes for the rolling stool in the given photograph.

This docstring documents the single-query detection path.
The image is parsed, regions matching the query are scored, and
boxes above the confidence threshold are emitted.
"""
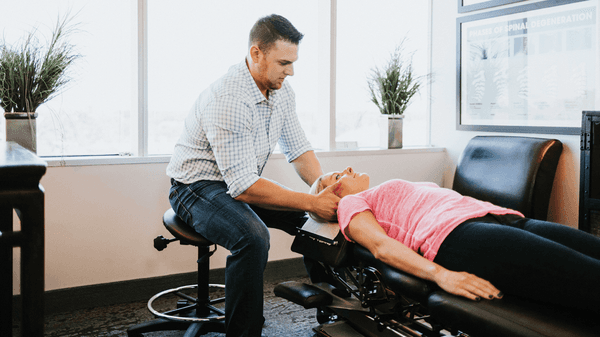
[127,208,226,337]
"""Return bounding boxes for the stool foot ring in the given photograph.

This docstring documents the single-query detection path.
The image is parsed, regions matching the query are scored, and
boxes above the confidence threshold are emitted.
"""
[148,284,226,322]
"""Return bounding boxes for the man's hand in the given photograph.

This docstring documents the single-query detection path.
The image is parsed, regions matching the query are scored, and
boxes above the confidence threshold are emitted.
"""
[434,269,503,301]
[312,181,342,222]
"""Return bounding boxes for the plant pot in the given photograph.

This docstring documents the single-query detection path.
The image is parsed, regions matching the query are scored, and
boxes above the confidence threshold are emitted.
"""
[4,112,38,153]
[380,115,403,149]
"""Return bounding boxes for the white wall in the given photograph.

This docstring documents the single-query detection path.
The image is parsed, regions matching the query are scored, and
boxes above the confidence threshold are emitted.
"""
[430,0,581,228]
[13,149,447,293]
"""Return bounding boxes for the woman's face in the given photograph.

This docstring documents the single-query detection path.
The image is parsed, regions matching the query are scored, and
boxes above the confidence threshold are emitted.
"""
[321,167,370,197]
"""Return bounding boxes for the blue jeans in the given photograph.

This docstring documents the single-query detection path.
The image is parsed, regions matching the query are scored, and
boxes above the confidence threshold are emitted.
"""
[169,179,307,337]
[434,214,600,313]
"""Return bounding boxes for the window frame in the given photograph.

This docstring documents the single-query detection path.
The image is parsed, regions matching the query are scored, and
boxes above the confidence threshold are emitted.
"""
[42,0,433,164]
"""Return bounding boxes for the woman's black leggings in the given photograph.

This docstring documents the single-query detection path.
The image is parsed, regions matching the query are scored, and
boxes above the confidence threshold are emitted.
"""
[434,214,600,313]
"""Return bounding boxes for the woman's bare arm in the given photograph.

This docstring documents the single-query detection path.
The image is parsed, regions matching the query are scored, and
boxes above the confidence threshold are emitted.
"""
[345,210,503,301]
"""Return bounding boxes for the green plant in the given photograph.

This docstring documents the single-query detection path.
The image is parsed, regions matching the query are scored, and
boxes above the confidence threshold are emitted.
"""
[368,39,423,115]
[0,15,80,113]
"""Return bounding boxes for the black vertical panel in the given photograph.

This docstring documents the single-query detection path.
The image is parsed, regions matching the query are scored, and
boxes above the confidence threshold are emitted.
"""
[580,111,600,236]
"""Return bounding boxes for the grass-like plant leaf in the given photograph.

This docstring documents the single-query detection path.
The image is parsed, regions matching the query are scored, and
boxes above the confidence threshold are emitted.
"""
[0,14,80,113]
[368,39,424,115]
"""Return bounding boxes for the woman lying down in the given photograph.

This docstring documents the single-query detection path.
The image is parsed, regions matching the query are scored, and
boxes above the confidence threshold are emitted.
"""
[308,167,600,313]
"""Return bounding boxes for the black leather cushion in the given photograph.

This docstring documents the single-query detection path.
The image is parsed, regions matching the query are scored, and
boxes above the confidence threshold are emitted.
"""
[353,245,434,303]
[274,281,333,309]
[428,291,599,337]
[453,136,562,220]
[162,208,213,246]
[292,230,354,268]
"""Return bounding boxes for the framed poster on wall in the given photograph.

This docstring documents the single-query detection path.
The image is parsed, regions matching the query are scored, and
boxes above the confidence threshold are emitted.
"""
[457,0,599,134]
[458,0,527,13]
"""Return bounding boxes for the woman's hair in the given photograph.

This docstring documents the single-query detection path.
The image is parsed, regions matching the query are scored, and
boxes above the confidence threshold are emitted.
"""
[248,14,304,53]
[307,175,328,223]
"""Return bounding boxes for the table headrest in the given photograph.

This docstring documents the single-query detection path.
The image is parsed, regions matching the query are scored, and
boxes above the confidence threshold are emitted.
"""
[453,136,562,220]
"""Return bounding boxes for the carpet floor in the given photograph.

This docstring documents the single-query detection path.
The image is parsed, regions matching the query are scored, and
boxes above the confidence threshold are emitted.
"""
[14,276,319,337]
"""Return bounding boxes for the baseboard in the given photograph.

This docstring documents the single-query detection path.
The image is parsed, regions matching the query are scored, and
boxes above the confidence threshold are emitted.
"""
[12,257,307,316]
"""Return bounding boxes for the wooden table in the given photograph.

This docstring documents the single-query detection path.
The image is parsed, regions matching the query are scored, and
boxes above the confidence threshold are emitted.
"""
[0,141,47,336]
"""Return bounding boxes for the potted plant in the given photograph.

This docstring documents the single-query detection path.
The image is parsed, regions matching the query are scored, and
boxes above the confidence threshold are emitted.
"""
[368,39,424,149]
[0,15,80,153]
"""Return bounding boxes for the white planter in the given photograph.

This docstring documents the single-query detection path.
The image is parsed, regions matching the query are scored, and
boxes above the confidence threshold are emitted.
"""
[379,114,403,149]
[4,112,37,153]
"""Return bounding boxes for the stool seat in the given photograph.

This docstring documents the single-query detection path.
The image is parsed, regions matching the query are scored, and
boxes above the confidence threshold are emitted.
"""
[163,208,213,247]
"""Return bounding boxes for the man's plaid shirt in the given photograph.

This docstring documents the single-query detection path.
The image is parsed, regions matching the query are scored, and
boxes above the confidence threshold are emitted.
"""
[167,60,312,198]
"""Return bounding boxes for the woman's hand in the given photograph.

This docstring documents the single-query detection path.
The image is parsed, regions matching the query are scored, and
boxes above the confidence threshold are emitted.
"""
[434,269,503,301]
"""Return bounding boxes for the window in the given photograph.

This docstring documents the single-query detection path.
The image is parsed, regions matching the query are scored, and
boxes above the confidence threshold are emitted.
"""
[0,0,137,157]
[336,0,430,148]
[147,0,329,154]
[1,1,430,158]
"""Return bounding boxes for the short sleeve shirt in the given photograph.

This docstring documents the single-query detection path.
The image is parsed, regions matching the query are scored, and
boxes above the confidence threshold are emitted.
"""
[337,179,524,261]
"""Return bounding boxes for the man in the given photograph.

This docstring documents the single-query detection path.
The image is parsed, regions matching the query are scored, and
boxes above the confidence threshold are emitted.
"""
[167,14,340,337]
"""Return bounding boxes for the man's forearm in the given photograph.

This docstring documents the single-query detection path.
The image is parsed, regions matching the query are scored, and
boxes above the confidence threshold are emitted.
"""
[291,150,324,186]
[234,177,317,212]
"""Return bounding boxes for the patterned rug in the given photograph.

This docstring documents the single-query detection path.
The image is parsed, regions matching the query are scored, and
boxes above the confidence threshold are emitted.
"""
[14,276,319,337]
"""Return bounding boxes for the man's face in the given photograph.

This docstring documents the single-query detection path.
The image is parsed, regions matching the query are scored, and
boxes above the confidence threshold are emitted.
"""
[254,40,298,93]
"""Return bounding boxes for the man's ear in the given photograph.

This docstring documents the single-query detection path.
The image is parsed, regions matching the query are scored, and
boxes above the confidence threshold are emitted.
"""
[249,45,262,63]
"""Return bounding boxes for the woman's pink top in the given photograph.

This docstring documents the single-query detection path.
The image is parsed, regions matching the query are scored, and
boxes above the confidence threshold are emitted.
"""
[337,179,523,261]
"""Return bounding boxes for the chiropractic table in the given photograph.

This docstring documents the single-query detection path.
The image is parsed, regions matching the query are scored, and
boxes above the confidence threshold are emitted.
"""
[275,136,599,337]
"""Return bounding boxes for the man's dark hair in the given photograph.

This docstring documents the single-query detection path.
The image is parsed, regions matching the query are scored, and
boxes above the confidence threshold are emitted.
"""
[248,14,304,53]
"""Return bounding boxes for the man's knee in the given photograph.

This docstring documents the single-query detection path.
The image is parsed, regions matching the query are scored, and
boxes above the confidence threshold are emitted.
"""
[232,220,271,257]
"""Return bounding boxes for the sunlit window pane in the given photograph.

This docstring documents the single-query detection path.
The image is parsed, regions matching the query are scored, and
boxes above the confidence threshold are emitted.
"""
[2,1,432,157]
[148,0,328,155]
[336,0,429,148]
[0,0,137,156]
